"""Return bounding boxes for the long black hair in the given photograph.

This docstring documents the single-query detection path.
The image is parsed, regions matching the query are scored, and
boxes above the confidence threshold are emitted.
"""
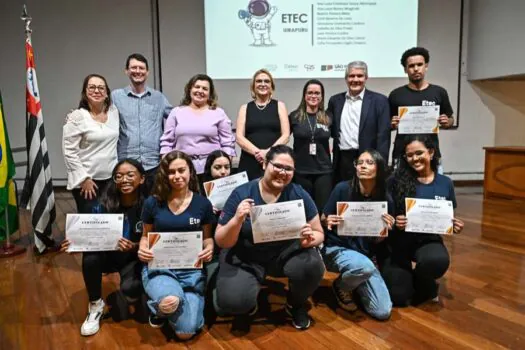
[99,158,147,212]
[391,134,439,214]
[349,149,388,200]
[203,150,232,183]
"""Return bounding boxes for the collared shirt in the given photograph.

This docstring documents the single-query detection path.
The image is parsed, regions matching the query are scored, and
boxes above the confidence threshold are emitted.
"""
[111,86,173,170]
[339,88,365,150]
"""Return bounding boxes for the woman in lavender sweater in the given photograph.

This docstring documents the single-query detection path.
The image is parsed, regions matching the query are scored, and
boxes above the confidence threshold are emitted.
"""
[160,74,236,187]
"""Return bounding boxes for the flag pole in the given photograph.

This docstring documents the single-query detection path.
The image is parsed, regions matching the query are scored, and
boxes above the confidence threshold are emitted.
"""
[0,6,31,257]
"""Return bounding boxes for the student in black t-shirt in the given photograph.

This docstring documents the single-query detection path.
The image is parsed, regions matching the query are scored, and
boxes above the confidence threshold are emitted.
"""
[290,79,333,212]
[382,135,464,307]
[389,47,455,171]
[321,149,394,320]
[59,159,147,336]
[214,145,325,331]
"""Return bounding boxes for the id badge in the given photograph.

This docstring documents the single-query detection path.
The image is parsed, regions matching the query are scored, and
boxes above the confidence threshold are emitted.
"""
[309,143,317,155]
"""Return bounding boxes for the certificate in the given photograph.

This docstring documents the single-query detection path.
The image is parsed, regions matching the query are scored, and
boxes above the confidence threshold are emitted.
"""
[398,105,440,134]
[250,199,306,244]
[203,171,249,210]
[405,198,454,235]
[65,214,123,252]
[148,231,203,269]
[336,202,388,237]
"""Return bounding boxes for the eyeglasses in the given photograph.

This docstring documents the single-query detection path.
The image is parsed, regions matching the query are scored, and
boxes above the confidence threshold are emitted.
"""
[354,159,376,166]
[113,171,138,183]
[269,161,295,174]
[306,91,322,96]
[404,150,427,160]
[87,85,107,93]
[255,79,271,84]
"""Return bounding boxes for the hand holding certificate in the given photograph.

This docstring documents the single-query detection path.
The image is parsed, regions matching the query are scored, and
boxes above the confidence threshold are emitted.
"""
[398,105,440,134]
[65,214,123,252]
[203,172,249,210]
[405,198,454,235]
[336,202,389,237]
[250,199,306,244]
[148,232,203,269]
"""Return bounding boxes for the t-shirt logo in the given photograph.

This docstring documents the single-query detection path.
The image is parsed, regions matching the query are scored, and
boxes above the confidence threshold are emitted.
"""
[435,195,446,200]
[422,100,436,106]
[189,217,201,225]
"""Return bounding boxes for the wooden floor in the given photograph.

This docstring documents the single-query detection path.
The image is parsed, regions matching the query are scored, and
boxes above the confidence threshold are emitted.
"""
[1,189,525,349]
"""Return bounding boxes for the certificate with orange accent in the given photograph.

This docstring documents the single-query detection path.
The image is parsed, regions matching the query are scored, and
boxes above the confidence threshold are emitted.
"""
[203,171,249,210]
[66,214,123,252]
[148,232,203,269]
[398,105,440,134]
[336,202,388,237]
[405,198,454,235]
[250,199,306,244]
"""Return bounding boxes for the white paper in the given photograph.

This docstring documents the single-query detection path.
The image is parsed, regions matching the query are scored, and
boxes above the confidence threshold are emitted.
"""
[336,201,389,237]
[66,214,123,252]
[250,199,307,244]
[405,198,454,235]
[148,231,203,269]
[398,105,440,134]
[203,172,249,210]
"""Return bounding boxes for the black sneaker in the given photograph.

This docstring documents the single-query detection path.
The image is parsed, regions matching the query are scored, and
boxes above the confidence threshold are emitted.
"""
[148,314,166,328]
[332,277,358,312]
[285,304,311,330]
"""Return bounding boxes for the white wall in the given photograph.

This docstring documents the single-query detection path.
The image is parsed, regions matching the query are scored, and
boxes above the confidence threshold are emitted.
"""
[0,0,501,183]
[467,0,525,80]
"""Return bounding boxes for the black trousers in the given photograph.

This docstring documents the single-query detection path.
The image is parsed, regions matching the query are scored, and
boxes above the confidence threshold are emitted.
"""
[335,150,359,184]
[380,236,450,307]
[293,172,333,213]
[71,179,110,214]
[215,247,325,315]
[82,251,143,302]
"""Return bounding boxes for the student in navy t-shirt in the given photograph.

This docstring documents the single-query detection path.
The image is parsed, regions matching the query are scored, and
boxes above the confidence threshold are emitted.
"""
[383,134,464,307]
[137,151,214,340]
[321,149,395,320]
[59,159,147,336]
[214,145,325,331]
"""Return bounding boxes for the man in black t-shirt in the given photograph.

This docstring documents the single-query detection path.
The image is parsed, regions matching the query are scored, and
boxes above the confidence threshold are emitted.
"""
[389,47,454,169]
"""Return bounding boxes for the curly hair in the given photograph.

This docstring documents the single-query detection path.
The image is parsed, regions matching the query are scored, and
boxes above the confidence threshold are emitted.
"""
[400,47,430,67]
[152,151,200,201]
[180,74,218,109]
[391,134,439,215]
[349,149,388,200]
[99,159,146,212]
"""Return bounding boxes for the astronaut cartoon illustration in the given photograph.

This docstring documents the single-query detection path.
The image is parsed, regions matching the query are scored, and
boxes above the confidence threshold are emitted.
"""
[238,0,278,46]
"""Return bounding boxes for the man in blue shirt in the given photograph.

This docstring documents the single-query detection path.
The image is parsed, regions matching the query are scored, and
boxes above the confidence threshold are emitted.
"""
[112,53,173,192]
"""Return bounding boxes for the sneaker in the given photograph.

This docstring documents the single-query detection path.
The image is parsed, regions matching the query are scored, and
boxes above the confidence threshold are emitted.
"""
[285,304,311,330]
[81,299,105,336]
[149,314,166,328]
[332,278,358,312]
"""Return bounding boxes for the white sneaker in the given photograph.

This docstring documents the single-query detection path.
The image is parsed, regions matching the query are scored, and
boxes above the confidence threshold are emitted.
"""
[81,299,105,336]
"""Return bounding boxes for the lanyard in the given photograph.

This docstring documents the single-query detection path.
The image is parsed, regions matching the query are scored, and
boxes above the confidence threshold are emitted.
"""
[306,113,317,142]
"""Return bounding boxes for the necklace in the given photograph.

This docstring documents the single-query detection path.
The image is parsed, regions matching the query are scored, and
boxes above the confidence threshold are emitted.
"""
[89,110,107,124]
[255,99,270,111]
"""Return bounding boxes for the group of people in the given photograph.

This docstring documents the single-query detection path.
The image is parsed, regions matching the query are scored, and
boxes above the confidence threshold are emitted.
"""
[60,47,464,340]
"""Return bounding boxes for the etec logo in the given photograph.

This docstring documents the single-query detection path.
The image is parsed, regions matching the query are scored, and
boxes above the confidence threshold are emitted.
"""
[304,64,315,71]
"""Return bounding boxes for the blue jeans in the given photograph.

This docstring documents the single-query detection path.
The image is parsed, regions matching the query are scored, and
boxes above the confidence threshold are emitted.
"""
[142,266,205,336]
[323,245,392,320]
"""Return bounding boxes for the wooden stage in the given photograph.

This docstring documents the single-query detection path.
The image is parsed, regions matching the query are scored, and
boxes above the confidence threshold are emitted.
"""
[1,189,525,349]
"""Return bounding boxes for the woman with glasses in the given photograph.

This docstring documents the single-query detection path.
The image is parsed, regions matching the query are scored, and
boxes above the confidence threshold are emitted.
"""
[160,74,235,188]
[63,74,119,213]
[236,69,290,180]
[59,159,147,336]
[382,134,464,307]
[290,79,333,212]
[214,145,325,331]
[321,149,394,320]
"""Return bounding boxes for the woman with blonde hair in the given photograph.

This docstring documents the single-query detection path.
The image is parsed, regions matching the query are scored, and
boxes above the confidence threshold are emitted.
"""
[236,69,290,180]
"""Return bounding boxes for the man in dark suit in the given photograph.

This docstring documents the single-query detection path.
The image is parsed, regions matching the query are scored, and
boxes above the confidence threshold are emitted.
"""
[327,61,391,183]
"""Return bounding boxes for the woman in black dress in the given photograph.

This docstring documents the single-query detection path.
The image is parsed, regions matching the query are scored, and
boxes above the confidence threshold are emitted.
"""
[236,68,290,180]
